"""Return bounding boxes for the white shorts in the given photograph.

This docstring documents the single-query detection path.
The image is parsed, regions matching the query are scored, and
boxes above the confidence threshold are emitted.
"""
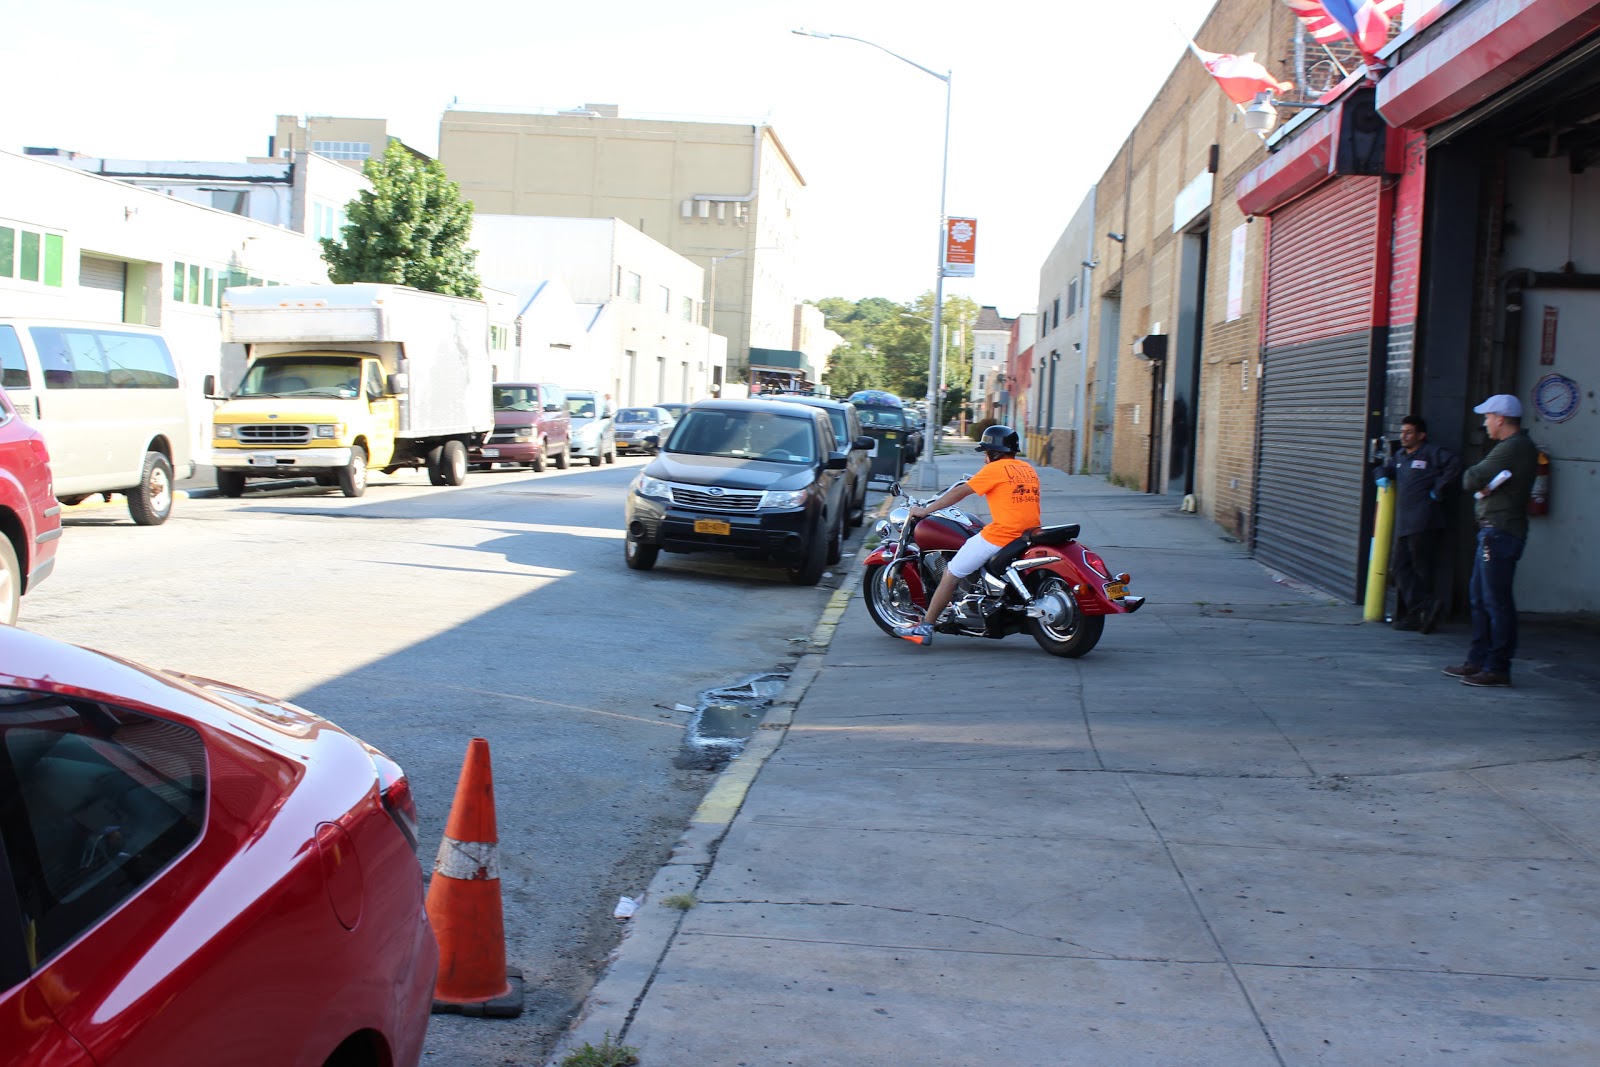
[947,534,1004,578]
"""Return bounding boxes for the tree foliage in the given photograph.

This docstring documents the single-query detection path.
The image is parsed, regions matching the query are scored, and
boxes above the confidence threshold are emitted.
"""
[813,292,981,423]
[321,140,482,299]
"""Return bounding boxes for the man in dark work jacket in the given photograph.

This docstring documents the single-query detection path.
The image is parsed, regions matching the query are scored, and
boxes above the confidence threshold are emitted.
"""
[1443,394,1540,688]
[1375,414,1460,633]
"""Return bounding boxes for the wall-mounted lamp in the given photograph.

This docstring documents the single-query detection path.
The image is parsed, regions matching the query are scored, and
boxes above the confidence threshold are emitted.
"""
[1243,90,1328,136]
[1107,232,1126,243]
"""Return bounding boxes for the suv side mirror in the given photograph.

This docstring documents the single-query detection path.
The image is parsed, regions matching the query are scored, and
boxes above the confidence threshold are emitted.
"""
[544,403,562,412]
[825,451,848,470]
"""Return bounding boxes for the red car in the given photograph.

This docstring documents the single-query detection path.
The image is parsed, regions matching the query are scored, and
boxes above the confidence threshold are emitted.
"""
[0,384,60,625]
[0,625,437,1066]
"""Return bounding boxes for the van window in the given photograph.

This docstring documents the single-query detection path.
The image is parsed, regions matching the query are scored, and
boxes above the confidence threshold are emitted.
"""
[0,327,28,389]
[28,328,178,390]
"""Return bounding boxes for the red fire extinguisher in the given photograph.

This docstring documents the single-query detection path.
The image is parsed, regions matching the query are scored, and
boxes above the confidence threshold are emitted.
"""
[1529,447,1552,516]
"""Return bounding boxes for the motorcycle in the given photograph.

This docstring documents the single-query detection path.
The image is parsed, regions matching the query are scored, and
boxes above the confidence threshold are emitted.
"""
[861,482,1144,657]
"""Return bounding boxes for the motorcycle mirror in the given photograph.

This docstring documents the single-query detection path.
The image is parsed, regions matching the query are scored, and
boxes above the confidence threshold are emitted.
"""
[887,480,901,496]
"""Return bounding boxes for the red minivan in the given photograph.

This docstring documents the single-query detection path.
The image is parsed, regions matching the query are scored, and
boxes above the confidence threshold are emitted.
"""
[470,382,573,472]
[0,385,61,625]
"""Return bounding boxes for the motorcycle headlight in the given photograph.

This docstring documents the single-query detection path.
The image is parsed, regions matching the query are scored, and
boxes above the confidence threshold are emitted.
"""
[873,518,892,538]
[634,474,670,499]
[888,505,911,525]
[214,425,234,439]
[314,423,343,439]
[761,487,809,509]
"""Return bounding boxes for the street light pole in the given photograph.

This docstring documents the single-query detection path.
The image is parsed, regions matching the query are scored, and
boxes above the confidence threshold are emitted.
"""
[794,28,950,489]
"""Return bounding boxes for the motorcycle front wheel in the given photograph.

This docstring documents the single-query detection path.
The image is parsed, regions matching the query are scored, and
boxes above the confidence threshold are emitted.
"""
[1026,575,1105,658]
[862,562,925,637]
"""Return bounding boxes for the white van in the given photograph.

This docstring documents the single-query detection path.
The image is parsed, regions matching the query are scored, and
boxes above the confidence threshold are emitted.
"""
[0,319,195,525]
[563,388,616,467]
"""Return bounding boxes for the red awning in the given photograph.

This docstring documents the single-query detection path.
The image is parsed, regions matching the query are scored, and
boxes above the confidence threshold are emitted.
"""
[1235,108,1340,217]
[1377,0,1600,130]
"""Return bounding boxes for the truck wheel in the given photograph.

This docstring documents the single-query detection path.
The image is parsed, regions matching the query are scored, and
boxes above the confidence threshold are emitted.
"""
[217,470,247,498]
[339,446,368,498]
[127,452,175,526]
[554,444,569,470]
[0,535,20,625]
[426,444,448,486]
[531,441,547,474]
[441,440,468,486]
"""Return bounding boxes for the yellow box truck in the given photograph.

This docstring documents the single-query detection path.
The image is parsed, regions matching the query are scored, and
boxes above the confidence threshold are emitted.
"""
[210,284,494,497]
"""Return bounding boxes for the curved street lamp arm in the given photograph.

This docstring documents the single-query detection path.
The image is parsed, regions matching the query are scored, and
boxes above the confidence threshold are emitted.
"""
[792,29,949,83]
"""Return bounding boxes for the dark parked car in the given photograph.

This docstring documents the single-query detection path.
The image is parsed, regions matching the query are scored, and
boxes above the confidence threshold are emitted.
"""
[0,625,436,1066]
[614,406,676,455]
[849,390,924,463]
[471,382,571,472]
[0,385,60,625]
[655,402,689,422]
[623,398,857,585]
[767,393,874,528]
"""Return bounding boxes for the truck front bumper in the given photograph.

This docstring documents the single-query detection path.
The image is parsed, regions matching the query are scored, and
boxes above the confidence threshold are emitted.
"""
[213,447,353,472]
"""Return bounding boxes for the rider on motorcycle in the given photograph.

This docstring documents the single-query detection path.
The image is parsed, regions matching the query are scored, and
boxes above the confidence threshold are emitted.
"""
[894,425,1041,645]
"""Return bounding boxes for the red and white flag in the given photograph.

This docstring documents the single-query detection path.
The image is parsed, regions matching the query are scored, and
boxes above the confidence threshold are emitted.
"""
[1193,48,1294,105]
[1281,0,1349,44]
[1284,0,1404,60]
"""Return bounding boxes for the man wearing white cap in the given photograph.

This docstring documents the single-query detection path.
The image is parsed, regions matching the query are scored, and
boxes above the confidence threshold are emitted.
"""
[1443,394,1538,687]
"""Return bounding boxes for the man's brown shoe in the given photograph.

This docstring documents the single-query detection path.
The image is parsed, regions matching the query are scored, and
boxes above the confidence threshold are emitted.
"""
[1442,663,1479,678]
[1462,671,1512,687]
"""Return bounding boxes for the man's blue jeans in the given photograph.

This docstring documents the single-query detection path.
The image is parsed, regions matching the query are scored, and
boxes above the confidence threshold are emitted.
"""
[1467,527,1524,675]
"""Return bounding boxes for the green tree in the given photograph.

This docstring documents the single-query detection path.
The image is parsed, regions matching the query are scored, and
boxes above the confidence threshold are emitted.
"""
[321,140,482,299]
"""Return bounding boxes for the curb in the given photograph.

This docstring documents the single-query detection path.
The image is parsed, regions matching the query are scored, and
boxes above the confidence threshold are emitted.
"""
[545,525,873,1065]
[60,489,196,516]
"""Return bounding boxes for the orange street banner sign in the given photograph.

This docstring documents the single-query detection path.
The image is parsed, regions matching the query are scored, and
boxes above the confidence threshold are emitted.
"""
[943,217,976,277]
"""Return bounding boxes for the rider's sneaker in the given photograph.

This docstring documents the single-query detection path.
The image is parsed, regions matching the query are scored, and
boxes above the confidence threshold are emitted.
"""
[894,622,934,646]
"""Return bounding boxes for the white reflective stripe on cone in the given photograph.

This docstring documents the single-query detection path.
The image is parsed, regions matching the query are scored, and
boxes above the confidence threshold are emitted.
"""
[433,836,500,881]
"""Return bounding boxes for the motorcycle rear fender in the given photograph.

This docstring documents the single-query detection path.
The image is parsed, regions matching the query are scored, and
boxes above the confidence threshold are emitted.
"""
[1026,543,1130,616]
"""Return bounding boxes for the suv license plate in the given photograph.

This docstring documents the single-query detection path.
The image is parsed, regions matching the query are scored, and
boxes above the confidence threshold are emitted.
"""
[694,519,731,536]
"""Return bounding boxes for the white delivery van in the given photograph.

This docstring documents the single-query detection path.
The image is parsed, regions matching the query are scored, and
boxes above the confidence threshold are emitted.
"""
[0,319,195,525]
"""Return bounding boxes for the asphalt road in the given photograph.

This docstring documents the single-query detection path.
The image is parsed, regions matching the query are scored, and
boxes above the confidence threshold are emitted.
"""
[21,455,872,1064]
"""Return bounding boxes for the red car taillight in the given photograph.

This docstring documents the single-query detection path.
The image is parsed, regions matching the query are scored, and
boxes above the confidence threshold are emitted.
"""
[371,750,420,853]
[1081,549,1112,580]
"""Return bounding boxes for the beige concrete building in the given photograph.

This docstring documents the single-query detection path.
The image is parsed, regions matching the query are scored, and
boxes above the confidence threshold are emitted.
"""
[436,105,804,381]
[270,116,394,170]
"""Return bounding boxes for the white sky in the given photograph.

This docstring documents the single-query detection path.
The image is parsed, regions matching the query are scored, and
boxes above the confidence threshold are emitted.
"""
[6,0,1221,319]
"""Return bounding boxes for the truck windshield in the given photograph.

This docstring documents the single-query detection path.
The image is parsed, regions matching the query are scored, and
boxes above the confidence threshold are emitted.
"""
[238,356,363,398]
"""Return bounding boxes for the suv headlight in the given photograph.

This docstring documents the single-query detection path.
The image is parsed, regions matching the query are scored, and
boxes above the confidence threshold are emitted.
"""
[761,487,809,509]
[314,423,344,439]
[214,425,234,438]
[634,474,670,499]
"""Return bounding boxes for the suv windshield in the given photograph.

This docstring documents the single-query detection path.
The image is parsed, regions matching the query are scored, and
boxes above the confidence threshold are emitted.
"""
[667,410,816,464]
[237,356,362,398]
[494,388,542,412]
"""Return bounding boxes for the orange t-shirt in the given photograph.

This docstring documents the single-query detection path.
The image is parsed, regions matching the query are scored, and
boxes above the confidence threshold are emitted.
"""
[965,458,1042,546]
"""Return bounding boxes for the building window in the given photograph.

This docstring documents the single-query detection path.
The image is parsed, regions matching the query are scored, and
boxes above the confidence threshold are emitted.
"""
[0,226,64,288]
[311,141,372,161]
[680,295,694,321]
[660,285,672,313]
[490,325,509,351]
[626,272,642,303]
[313,202,346,241]
[1052,298,1061,329]
[1067,280,1078,317]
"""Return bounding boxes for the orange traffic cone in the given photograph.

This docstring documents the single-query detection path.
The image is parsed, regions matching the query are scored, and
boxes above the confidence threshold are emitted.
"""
[426,737,525,1017]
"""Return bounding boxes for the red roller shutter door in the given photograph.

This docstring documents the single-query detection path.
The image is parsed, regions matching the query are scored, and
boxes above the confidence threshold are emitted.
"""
[1253,177,1384,602]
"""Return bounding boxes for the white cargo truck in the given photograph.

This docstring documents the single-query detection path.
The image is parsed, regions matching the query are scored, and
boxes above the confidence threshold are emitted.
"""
[209,284,494,497]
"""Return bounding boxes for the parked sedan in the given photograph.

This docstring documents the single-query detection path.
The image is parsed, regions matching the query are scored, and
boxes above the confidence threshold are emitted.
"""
[0,385,60,625]
[613,406,676,455]
[0,625,437,1066]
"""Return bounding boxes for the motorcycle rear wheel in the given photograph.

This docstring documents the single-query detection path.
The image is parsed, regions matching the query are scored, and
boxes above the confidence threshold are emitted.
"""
[1026,575,1105,658]
[862,562,925,636]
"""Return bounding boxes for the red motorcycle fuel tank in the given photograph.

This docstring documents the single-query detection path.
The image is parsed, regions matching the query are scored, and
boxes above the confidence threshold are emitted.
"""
[914,513,980,552]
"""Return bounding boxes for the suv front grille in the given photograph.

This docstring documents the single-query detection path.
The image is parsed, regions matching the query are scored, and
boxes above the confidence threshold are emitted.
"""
[671,485,764,512]
[237,424,311,443]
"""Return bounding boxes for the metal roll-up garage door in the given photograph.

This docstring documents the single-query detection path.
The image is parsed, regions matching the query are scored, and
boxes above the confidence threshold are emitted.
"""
[79,254,128,322]
[1253,176,1383,602]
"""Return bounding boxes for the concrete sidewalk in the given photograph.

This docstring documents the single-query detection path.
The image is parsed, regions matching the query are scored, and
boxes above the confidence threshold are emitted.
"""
[552,458,1600,1066]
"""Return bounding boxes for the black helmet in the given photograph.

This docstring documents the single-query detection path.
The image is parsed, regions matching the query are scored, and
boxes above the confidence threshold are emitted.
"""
[975,425,1021,455]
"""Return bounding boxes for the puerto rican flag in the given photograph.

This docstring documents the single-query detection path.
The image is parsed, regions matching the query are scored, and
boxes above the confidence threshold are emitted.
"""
[1285,0,1403,58]
[1193,48,1294,105]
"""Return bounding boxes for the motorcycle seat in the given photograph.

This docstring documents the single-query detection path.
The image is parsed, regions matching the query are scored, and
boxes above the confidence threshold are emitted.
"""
[983,524,1080,576]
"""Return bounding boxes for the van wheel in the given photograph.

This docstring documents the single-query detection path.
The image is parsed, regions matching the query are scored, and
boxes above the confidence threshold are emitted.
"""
[440,440,468,485]
[339,446,368,498]
[217,470,248,497]
[531,442,547,473]
[127,452,175,526]
[588,454,602,467]
[0,536,20,626]
[554,444,569,470]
